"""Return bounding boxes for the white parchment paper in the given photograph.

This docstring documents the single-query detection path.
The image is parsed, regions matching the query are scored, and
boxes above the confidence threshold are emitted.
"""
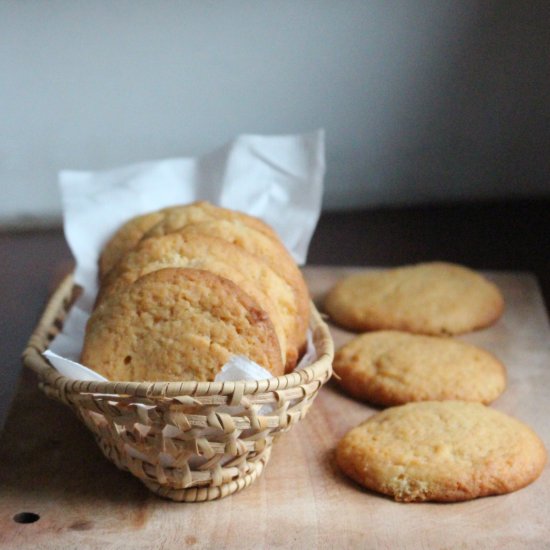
[44,131,325,383]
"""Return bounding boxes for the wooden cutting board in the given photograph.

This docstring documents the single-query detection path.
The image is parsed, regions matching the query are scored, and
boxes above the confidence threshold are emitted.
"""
[1,267,549,549]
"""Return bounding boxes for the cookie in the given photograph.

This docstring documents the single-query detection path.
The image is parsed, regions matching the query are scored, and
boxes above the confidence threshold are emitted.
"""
[98,201,278,279]
[98,232,300,370]
[336,401,546,502]
[81,268,284,381]
[98,210,165,278]
[176,219,310,362]
[324,262,504,335]
[333,331,506,406]
[143,201,279,242]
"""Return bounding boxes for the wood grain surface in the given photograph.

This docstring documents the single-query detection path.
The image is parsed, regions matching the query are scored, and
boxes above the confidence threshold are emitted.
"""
[1,267,549,549]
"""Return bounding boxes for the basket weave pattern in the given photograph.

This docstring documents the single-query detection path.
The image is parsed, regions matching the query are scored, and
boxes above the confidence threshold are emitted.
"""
[23,275,334,502]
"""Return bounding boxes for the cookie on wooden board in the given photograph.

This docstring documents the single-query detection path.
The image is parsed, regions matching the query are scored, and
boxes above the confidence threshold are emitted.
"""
[81,268,284,381]
[333,330,506,406]
[336,401,546,502]
[324,262,504,335]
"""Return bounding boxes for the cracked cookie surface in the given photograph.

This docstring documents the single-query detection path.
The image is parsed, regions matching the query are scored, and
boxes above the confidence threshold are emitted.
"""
[98,232,299,369]
[325,262,504,335]
[333,330,506,406]
[99,201,278,279]
[336,401,546,502]
[81,268,283,381]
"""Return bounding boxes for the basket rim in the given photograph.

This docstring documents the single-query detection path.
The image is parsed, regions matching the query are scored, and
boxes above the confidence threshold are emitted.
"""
[22,273,334,398]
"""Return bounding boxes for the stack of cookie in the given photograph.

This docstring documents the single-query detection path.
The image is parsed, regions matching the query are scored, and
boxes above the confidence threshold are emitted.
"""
[80,202,310,382]
[324,262,546,502]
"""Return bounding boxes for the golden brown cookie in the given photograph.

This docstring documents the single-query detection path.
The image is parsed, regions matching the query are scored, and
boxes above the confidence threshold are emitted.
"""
[325,262,504,335]
[333,331,506,406]
[81,268,284,381]
[336,401,546,502]
[98,201,279,279]
[175,219,310,363]
[98,232,300,370]
[143,201,279,242]
[98,210,165,278]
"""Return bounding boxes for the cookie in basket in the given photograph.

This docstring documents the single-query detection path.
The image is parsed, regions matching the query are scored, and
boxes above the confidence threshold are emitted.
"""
[97,232,304,370]
[81,268,284,381]
[99,201,279,279]
[336,401,547,502]
[143,201,279,242]
[175,219,310,355]
[324,262,504,335]
[333,331,506,406]
[98,210,165,278]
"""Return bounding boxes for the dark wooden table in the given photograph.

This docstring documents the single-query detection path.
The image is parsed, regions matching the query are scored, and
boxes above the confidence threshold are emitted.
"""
[1,199,549,430]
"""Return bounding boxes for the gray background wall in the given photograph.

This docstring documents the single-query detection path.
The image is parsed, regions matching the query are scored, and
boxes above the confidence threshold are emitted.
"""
[1,1,549,224]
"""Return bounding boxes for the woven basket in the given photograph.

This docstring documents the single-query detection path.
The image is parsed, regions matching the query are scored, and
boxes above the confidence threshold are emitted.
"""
[23,274,334,502]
